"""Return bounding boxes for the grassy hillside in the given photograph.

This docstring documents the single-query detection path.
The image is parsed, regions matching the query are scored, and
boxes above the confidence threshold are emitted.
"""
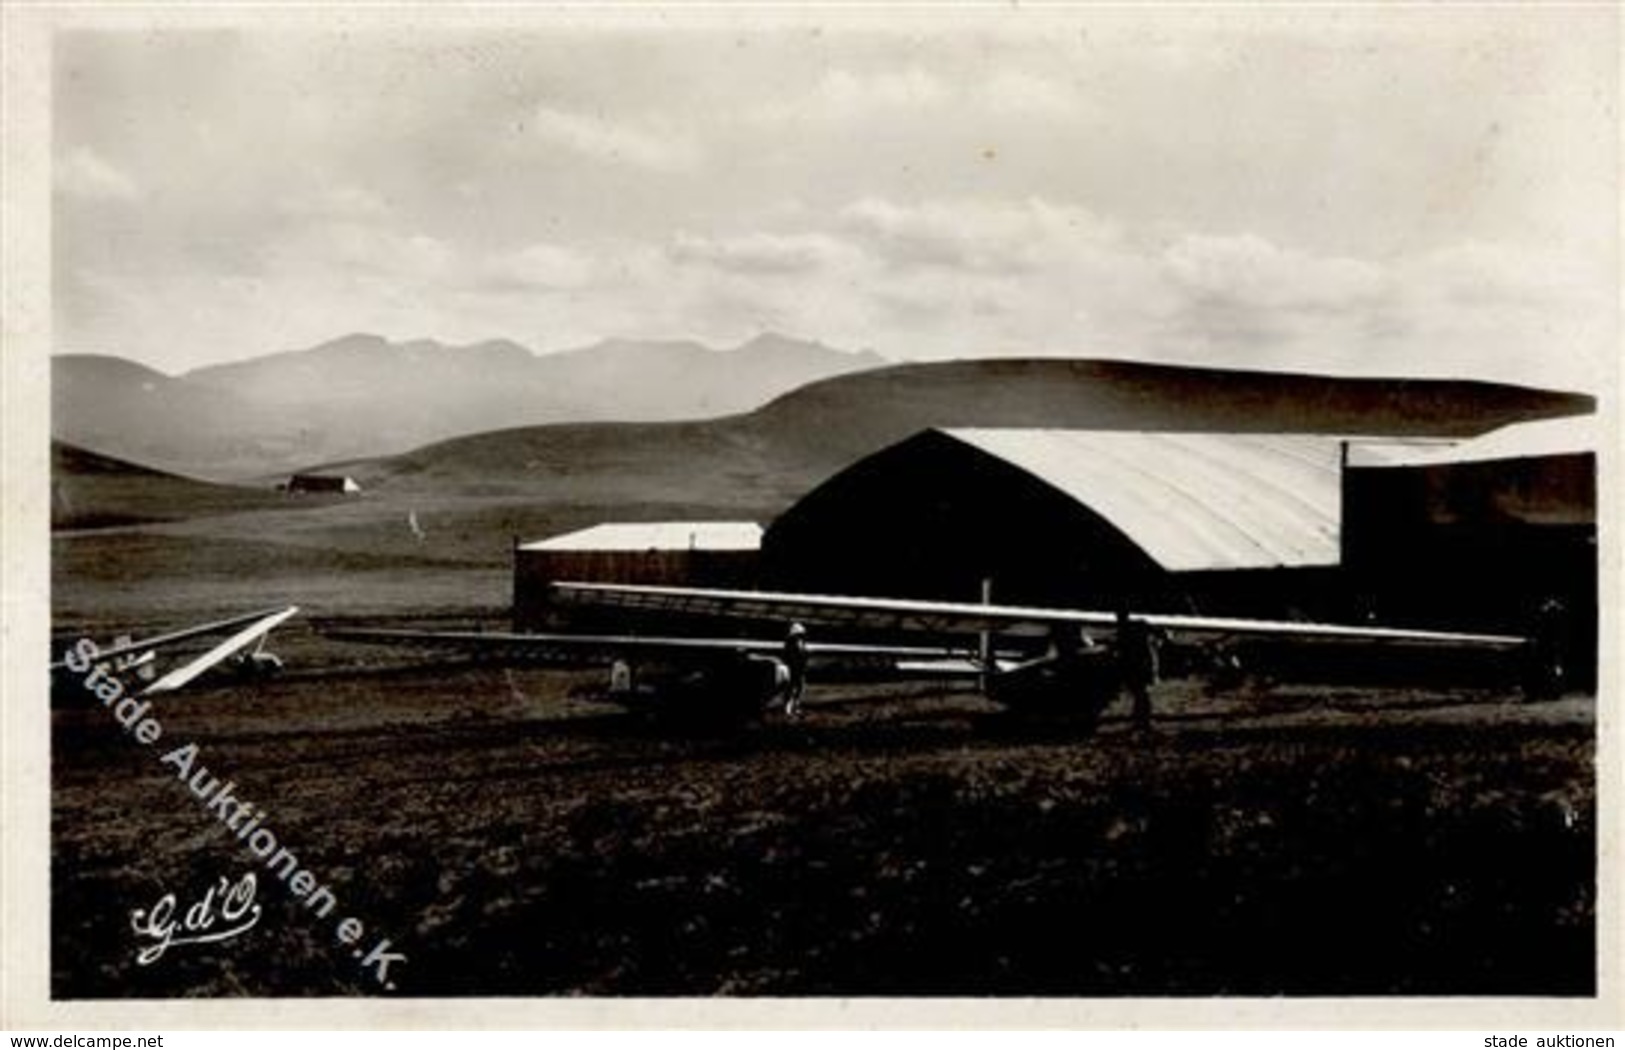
[747,357,1592,444]
[52,441,301,530]
[330,358,1595,516]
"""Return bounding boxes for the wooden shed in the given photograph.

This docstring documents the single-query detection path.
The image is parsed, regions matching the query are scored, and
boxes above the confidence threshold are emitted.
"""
[513,521,761,628]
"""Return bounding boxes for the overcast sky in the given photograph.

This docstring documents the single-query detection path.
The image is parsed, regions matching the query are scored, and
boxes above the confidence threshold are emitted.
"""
[53,9,1618,391]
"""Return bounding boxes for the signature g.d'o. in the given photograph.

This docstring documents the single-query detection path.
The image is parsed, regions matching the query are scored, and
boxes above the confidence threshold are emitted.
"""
[130,871,262,965]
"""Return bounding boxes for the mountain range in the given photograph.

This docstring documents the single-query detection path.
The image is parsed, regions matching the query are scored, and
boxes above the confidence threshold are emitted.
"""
[52,332,884,479]
[52,354,1593,552]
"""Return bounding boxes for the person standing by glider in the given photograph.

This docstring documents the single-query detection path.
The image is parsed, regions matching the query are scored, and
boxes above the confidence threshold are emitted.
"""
[1115,605,1159,734]
[781,621,809,718]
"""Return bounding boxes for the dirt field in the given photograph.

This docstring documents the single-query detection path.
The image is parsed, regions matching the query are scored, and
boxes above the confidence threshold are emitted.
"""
[51,652,1595,998]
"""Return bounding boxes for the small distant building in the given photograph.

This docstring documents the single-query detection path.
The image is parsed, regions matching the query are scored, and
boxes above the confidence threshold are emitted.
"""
[513,521,761,628]
[285,473,362,495]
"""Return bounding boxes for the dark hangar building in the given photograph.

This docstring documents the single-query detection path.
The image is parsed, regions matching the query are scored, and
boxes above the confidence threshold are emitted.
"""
[759,420,1596,677]
[761,427,1348,618]
[1344,415,1598,682]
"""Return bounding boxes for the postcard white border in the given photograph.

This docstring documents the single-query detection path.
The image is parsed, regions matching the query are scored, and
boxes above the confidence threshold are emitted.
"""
[3,1,1620,1031]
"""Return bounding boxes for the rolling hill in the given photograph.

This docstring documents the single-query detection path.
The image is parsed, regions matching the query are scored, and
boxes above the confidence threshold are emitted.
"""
[325,357,1596,518]
[51,441,300,530]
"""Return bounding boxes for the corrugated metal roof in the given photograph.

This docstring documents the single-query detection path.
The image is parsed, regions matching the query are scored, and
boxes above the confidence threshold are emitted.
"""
[939,428,1342,572]
[1347,414,1596,468]
[520,521,762,553]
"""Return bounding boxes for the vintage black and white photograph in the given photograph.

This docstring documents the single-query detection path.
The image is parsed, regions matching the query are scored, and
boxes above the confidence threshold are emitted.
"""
[7,2,1617,1018]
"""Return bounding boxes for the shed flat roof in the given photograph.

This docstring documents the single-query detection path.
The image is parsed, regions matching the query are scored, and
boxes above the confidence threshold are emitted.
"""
[939,428,1342,572]
[1346,414,1597,468]
[520,521,762,553]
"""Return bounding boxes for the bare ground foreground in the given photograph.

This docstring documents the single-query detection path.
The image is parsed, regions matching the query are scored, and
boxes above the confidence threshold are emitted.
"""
[52,658,1594,998]
[49,489,1596,998]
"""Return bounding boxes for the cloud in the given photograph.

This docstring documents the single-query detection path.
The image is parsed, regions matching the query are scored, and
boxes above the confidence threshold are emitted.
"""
[56,146,140,202]
[56,179,1610,395]
[275,184,391,222]
[667,231,850,275]
[1161,234,1386,312]
[741,66,961,127]
[815,66,949,114]
[528,104,699,172]
[1397,241,1590,310]
[48,20,1614,394]
[750,65,1081,128]
[474,242,599,292]
[1378,242,1614,386]
[979,70,1079,117]
[841,196,1118,273]
[337,227,450,279]
[1135,231,1611,386]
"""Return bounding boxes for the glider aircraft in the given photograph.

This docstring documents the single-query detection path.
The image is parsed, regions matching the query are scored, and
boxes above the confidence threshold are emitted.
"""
[51,606,300,698]
[327,581,1529,727]
[554,582,1534,717]
[324,623,998,725]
